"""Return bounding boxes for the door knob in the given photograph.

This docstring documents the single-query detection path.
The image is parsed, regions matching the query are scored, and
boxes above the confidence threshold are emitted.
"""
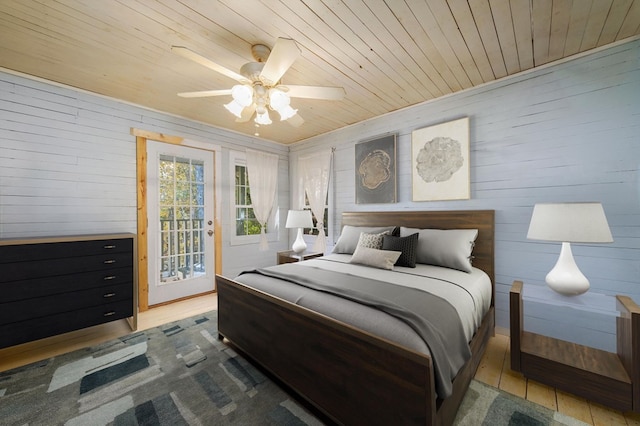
[208,230,214,236]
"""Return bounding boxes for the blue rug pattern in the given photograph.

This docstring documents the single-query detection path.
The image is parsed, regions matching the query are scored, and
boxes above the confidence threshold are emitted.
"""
[0,311,322,425]
[0,310,588,425]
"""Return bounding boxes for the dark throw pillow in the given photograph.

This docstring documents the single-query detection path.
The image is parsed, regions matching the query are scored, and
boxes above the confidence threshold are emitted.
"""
[382,233,418,268]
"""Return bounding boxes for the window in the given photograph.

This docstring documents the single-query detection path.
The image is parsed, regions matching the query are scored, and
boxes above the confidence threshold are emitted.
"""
[229,150,277,245]
[234,163,262,236]
[303,192,328,237]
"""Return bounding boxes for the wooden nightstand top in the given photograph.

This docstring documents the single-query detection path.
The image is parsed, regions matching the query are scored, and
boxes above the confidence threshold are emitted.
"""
[277,250,324,264]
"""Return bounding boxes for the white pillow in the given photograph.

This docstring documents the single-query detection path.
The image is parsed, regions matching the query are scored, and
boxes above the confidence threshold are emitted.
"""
[400,227,478,273]
[349,246,401,270]
[332,225,396,254]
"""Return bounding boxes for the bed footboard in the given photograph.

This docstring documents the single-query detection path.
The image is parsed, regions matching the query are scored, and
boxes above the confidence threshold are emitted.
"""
[217,274,438,425]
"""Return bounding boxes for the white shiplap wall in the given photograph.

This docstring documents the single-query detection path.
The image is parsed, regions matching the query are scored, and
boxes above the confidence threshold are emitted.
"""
[0,70,290,279]
[291,39,640,349]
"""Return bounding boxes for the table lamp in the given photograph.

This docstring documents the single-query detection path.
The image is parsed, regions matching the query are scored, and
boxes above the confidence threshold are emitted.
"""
[527,202,613,295]
[285,210,313,255]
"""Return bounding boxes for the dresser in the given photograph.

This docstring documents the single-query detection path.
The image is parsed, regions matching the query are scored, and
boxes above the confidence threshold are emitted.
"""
[0,234,137,349]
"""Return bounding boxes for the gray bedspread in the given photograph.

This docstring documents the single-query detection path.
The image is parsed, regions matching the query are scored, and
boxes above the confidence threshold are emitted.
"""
[238,263,471,398]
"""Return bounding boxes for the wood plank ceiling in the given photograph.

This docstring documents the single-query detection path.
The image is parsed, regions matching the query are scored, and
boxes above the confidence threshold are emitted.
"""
[1,0,639,144]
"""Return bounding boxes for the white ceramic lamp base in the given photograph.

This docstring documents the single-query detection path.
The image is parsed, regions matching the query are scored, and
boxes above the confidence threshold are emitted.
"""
[545,242,590,295]
[291,228,307,255]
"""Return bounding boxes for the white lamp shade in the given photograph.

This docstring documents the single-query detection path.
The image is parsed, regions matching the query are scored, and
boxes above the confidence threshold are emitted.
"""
[527,202,613,243]
[286,210,313,229]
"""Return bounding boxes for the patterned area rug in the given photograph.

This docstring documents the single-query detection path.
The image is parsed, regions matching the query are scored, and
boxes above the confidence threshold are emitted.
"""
[0,310,586,425]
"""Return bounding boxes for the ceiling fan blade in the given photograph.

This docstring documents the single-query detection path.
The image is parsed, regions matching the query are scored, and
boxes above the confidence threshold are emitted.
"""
[171,46,249,84]
[285,85,345,100]
[259,38,301,86]
[177,89,233,98]
[235,104,256,123]
[287,113,304,127]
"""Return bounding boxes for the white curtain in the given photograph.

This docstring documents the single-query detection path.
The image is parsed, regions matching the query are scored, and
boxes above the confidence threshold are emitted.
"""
[299,149,332,253]
[246,149,279,250]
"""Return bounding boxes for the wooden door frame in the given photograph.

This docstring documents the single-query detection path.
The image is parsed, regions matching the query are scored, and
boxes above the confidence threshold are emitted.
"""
[131,128,222,311]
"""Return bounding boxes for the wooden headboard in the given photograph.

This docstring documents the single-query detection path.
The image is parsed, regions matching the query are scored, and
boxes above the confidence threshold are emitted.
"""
[341,210,495,306]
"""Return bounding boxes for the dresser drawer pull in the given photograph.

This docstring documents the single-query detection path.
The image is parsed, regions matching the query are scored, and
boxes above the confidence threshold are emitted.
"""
[103,311,116,317]
[103,292,116,298]
[103,259,116,264]
[104,244,117,249]
[104,275,117,280]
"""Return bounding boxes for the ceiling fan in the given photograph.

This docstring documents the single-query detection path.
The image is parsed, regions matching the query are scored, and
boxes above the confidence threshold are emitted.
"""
[172,38,345,130]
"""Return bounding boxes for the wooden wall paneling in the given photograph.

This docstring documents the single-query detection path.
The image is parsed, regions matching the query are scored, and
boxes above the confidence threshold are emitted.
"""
[289,40,640,350]
[1,70,290,313]
[448,0,496,82]
[468,0,508,78]
[510,0,535,70]
[547,0,573,62]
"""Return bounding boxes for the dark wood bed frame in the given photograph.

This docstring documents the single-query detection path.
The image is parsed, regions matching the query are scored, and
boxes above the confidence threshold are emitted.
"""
[216,210,495,425]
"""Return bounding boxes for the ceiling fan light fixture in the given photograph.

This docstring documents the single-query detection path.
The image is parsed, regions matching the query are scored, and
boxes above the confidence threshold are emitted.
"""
[231,84,253,107]
[276,105,298,121]
[224,99,245,118]
[269,89,289,109]
[255,109,272,125]
[268,89,297,121]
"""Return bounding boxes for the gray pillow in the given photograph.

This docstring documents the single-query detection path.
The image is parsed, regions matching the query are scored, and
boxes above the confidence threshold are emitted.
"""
[400,227,478,273]
[349,246,401,270]
[332,225,396,254]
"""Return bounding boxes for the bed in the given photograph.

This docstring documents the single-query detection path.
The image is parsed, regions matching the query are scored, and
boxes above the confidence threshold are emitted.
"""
[216,210,495,425]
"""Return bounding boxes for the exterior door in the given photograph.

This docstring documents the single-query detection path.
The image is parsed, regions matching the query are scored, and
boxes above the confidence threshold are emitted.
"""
[146,141,215,305]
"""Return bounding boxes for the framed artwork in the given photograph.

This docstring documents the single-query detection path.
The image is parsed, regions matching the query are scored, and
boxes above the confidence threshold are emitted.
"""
[355,134,396,204]
[411,117,470,201]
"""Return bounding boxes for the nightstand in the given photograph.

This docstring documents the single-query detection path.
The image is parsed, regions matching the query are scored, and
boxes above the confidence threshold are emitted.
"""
[510,280,640,413]
[277,250,323,265]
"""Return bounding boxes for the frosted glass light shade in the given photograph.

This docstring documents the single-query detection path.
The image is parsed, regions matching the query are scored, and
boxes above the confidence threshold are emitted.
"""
[224,99,245,118]
[255,110,272,125]
[231,84,254,107]
[276,104,298,121]
[286,210,313,254]
[527,202,613,295]
[269,89,290,110]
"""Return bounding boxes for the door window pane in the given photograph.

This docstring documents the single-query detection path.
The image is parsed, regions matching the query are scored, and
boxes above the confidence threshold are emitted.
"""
[158,155,206,283]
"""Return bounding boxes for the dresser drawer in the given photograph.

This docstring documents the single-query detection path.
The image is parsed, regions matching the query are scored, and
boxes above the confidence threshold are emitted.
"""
[0,252,133,283]
[0,282,132,325]
[0,267,133,303]
[0,238,133,263]
[0,299,134,349]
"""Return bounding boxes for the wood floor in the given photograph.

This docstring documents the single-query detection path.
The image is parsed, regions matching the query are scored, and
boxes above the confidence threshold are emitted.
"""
[1,294,639,426]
